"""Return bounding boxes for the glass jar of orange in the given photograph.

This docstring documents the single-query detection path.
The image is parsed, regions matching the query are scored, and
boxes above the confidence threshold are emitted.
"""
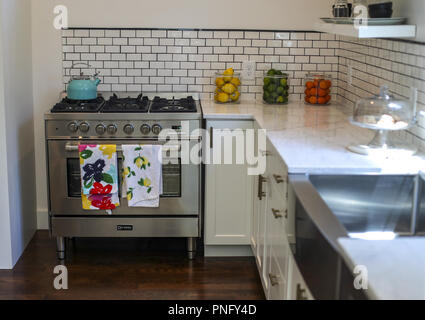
[304,73,332,105]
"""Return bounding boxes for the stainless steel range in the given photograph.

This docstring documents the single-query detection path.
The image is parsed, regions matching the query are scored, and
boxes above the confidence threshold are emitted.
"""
[45,92,203,260]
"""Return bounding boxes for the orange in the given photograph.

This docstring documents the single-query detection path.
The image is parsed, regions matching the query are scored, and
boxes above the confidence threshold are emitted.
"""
[305,89,311,96]
[326,80,332,88]
[319,80,329,90]
[318,97,327,104]
[309,96,317,104]
[310,88,317,96]
[313,79,320,87]
[306,81,314,89]
[318,89,327,97]
[305,96,310,103]
[325,95,331,103]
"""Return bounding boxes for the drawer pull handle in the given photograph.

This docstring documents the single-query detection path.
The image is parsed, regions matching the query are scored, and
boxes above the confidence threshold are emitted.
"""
[296,284,308,300]
[258,175,267,200]
[260,150,271,156]
[273,174,285,184]
[210,126,213,148]
[269,273,279,287]
[271,208,283,219]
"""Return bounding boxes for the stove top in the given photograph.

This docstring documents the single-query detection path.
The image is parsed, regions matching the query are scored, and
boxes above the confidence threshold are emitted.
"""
[51,97,105,113]
[50,92,198,114]
[102,93,149,113]
[150,96,197,113]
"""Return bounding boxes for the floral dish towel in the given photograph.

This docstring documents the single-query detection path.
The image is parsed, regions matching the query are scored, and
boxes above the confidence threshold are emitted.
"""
[79,144,120,211]
[121,145,163,207]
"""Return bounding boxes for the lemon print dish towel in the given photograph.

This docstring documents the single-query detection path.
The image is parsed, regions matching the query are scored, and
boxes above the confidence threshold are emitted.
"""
[121,145,163,207]
[79,144,120,212]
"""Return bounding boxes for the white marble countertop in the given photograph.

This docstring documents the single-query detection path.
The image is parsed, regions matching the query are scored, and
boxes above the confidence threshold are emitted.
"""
[338,238,425,300]
[202,100,425,174]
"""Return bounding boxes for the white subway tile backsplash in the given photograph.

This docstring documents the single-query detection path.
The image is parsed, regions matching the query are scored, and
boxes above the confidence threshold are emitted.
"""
[105,30,120,37]
[228,31,244,39]
[62,28,425,150]
[121,30,136,37]
[152,30,166,38]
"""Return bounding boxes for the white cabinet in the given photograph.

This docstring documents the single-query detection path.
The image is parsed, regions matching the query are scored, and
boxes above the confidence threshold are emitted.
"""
[204,120,254,245]
[251,136,313,300]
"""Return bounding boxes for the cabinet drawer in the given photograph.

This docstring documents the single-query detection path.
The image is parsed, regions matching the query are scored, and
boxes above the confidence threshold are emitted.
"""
[268,246,287,300]
[266,141,288,196]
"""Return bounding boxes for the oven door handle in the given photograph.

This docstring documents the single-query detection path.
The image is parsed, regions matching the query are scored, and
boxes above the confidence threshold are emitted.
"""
[64,143,181,153]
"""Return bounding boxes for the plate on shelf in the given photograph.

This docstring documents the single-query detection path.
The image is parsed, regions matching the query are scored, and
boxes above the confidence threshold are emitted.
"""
[320,17,407,26]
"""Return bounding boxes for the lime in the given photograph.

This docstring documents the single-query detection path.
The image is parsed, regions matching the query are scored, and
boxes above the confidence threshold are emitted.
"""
[266,69,276,76]
[276,96,284,103]
[267,84,276,93]
[263,77,271,86]
[280,78,287,87]
[276,86,284,95]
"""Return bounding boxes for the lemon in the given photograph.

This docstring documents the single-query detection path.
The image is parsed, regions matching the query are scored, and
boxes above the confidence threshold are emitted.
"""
[223,68,234,76]
[223,68,234,82]
[144,178,151,187]
[215,77,225,88]
[135,157,142,168]
[230,91,241,101]
[215,92,229,103]
[222,83,236,95]
[230,77,241,87]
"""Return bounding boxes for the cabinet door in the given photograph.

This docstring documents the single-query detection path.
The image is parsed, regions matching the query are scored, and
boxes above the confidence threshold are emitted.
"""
[205,120,254,245]
[268,246,288,300]
[287,254,314,300]
[257,175,269,290]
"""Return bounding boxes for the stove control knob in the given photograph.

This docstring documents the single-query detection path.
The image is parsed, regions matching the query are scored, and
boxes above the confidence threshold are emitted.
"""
[95,124,106,135]
[79,122,90,133]
[107,124,117,135]
[140,124,151,135]
[152,124,162,135]
[67,122,78,133]
[123,124,134,135]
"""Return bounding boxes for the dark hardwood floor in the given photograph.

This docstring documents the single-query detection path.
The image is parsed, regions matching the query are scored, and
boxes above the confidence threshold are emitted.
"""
[0,231,265,300]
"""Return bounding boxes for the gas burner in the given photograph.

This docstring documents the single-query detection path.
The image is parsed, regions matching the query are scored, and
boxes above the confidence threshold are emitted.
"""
[150,96,197,113]
[102,93,150,113]
[51,97,105,113]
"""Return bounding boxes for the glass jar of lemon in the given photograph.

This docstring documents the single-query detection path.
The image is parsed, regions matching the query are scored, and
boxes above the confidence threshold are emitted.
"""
[214,68,241,103]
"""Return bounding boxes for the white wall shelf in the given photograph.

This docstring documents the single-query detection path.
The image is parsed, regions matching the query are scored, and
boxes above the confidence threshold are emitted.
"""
[315,22,416,39]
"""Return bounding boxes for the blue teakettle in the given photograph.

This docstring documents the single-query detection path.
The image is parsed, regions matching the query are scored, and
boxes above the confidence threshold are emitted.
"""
[67,63,101,100]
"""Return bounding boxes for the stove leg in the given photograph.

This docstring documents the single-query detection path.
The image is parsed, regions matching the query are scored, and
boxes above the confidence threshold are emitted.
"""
[187,237,196,260]
[56,236,66,260]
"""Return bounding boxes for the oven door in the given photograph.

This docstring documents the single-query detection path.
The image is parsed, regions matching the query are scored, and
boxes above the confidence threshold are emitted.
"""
[47,139,200,216]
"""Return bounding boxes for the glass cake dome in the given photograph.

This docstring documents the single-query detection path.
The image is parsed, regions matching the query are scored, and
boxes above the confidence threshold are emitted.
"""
[348,85,417,156]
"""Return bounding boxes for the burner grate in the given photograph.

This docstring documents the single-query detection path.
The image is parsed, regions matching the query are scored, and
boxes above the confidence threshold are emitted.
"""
[101,93,150,113]
[51,97,105,113]
[150,96,197,113]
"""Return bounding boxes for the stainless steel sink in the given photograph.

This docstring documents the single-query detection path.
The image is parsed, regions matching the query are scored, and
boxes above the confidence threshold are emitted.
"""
[289,172,425,300]
[309,174,419,238]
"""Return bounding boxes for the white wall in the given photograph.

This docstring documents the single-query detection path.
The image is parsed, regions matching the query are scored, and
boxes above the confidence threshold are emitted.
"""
[0,2,13,269]
[0,0,36,269]
[32,0,334,228]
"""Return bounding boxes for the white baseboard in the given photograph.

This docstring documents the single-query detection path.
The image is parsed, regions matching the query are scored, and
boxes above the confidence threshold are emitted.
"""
[204,245,253,257]
[37,209,49,230]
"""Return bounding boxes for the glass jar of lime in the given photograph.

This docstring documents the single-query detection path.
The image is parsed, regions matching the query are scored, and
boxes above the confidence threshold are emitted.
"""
[262,70,289,105]
[214,69,241,103]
